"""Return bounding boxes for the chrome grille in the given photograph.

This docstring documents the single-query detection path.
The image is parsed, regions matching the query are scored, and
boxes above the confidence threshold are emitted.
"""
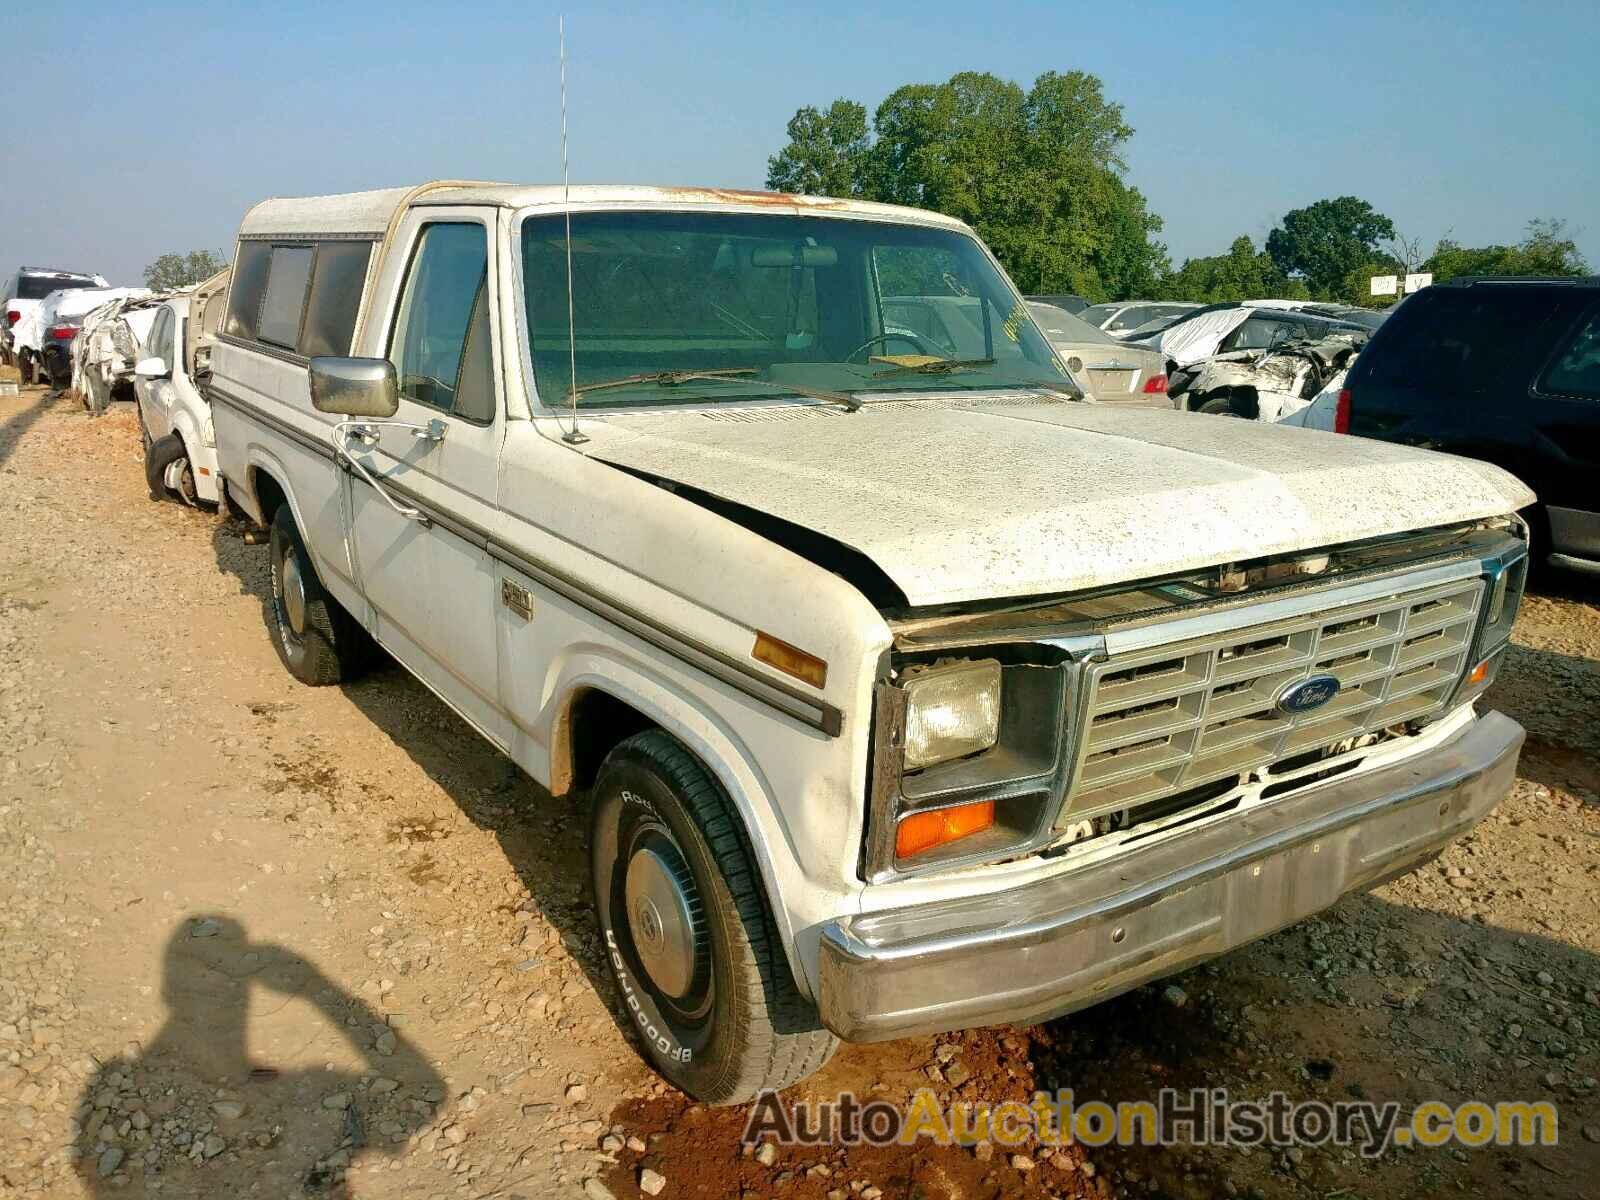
[1060,575,1484,820]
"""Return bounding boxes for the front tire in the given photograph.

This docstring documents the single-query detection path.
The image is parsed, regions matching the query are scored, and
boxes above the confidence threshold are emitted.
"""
[1199,396,1250,418]
[267,506,369,685]
[144,433,194,503]
[591,731,838,1105]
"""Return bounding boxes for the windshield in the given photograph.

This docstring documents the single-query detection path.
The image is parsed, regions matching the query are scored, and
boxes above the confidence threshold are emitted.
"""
[19,276,97,301]
[520,211,1069,408]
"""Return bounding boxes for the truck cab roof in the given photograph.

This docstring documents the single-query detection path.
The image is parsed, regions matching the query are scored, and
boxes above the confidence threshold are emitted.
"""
[238,181,970,239]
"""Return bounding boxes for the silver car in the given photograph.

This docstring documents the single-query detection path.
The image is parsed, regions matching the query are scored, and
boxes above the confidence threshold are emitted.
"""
[1026,301,1172,407]
[1079,300,1199,337]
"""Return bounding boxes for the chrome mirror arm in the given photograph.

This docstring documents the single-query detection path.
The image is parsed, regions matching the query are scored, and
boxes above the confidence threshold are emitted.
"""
[332,420,432,526]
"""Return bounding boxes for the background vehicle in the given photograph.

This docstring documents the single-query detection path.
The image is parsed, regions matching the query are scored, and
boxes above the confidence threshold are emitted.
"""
[1024,300,1170,405]
[72,293,165,413]
[1302,302,1388,331]
[1342,276,1600,573]
[35,287,147,388]
[135,275,230,505]
[1025,292,1089,314]
[1078,300,1198,336]
[1127,302,1370,405]
[2,266,107,383]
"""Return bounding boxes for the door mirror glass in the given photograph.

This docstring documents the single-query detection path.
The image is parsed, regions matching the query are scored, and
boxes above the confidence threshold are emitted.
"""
[309,356,399,417]
[134,356,168,379]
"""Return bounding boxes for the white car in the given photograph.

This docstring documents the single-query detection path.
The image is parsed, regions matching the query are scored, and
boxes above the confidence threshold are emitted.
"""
[135,292,224,505]
[212,181,1532,1105]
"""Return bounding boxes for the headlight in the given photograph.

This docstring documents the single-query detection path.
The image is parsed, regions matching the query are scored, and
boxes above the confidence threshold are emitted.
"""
[902,659,1001,771]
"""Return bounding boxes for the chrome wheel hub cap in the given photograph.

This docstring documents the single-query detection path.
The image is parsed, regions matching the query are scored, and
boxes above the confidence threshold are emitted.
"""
[281,553,308,637]
[624,844,701,1000]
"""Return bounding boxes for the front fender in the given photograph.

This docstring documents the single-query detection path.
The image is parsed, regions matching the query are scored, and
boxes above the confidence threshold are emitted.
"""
[535,647,842,1000]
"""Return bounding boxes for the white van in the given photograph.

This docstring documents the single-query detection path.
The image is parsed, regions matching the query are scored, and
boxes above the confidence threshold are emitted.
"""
[212,182,1532,1103]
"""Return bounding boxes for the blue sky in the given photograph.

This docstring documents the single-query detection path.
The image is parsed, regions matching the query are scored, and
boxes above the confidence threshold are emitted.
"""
[4,1,1596,287]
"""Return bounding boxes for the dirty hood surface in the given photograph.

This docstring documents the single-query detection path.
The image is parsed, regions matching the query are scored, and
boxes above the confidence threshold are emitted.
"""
[579,395,1534,607]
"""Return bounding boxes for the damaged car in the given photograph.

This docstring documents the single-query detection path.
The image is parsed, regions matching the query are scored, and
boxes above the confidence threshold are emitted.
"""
[1183,334,1364,421]
[71,292,165,413]
[212,182,1532,1106]
[34,286,150,389]
[1125,303,1369,416]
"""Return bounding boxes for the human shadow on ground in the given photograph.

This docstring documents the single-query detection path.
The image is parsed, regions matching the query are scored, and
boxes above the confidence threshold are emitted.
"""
[0,387,61,471]
[72,915,444,1197]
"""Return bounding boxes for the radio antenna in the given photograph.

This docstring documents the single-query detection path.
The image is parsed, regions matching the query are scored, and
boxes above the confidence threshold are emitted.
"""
[559,15,587,444]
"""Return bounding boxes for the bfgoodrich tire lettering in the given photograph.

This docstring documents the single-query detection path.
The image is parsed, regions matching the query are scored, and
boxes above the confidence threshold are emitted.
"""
[591,730,837,1105]
[266,506,369,686]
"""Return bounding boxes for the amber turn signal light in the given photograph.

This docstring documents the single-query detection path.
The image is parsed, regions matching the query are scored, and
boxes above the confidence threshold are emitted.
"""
[895,799,996,860]
[1466,659,1490,687]
[752,631,827,688]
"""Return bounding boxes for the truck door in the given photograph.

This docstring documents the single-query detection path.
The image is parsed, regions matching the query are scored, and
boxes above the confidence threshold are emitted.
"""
[344,213,509,746]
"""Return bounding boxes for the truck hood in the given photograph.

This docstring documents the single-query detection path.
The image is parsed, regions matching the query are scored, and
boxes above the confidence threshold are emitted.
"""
[578,393,1535,607]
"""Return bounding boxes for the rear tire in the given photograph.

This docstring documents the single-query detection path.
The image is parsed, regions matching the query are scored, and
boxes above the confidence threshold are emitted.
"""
[267,506,370,685]
[591,730,838,1104]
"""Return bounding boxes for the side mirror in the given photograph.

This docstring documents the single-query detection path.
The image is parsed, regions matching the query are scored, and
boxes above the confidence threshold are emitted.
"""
[134,356,168,379]
[309,356,399,418]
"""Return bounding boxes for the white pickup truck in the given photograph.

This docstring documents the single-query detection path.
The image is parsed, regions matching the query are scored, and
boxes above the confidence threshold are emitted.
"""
[211,182,1532,1104]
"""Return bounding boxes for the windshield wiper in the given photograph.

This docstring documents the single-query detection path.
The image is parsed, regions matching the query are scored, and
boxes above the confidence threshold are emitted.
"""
[870,357,996,379]
[569,368,860,412]
[869,357,1086,401]
[1027,378,1087,401]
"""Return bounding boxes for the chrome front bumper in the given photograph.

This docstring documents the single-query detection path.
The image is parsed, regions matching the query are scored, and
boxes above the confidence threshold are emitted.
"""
[818,711,1523,1042]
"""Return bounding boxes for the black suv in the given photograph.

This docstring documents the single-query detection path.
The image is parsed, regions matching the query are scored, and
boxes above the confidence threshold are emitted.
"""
[1344,277,1600,574]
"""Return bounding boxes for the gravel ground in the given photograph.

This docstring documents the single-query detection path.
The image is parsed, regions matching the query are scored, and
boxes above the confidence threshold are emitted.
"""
[0,387,1596,1199]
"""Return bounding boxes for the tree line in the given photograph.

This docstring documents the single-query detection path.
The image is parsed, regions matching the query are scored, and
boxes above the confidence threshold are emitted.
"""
[766,72,1588,307]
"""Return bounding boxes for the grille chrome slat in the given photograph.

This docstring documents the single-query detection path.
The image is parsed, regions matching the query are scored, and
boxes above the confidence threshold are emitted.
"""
[1062,575,1485,824]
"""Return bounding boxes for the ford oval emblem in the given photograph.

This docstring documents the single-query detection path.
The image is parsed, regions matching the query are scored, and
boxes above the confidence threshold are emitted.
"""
[1276,674,1341,716]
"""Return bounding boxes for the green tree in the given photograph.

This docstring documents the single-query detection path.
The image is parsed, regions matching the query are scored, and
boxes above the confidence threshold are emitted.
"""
[765,70,1167,301]
[1265,197,1396,299]
[1423,219,1589,282]
[1157,236,1307,303]
[143,250,227,292]
[765,100,872,198]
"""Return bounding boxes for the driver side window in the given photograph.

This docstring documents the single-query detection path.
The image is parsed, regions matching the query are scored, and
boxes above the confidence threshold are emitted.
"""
[389,223,493,422]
